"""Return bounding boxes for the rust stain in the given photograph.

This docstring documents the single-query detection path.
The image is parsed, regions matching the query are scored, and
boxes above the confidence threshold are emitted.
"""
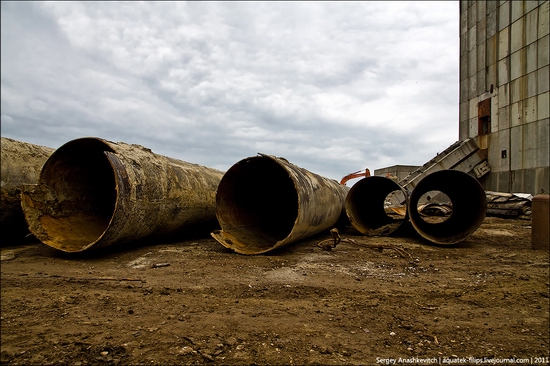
[21,137,223,253]
[212,154,349,255]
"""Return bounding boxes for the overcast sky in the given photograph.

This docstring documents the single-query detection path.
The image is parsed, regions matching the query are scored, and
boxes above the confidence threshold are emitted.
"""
[1,1,459,182]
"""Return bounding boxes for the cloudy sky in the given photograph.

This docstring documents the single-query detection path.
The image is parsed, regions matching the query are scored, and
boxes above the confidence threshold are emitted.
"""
[1,1,459,182]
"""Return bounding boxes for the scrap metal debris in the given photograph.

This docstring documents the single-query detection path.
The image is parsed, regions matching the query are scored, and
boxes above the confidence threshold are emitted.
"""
[485,191,532,219]
[418,202,453,217]
[317,228,411,258]
[317,228,342,251]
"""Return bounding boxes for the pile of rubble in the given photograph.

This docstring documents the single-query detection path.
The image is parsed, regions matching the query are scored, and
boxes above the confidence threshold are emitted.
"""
[485,191,532,219]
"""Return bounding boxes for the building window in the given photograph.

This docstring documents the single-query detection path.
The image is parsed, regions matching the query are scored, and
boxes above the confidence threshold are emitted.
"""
[478,99,491,136]
[479,115,490,135]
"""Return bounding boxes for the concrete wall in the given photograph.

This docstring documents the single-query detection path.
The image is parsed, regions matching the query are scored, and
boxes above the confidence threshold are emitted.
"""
[459,0,549,195]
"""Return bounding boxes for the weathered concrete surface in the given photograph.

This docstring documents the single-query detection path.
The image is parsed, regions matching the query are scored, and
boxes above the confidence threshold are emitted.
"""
[1,137,54,244]
[398,138,490,193]
[212,154,349,254]
[21,137,224,252]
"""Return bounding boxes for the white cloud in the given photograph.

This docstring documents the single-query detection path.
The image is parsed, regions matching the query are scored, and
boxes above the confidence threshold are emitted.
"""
[1,1,459,180]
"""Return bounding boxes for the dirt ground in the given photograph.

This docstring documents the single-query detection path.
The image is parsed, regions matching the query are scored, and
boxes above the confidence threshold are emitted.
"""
[1,217,549,365]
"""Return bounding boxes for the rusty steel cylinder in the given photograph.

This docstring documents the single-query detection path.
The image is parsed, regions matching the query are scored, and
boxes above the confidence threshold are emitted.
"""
[345,176,409,236]
[531,194,549,250]
[211,154,349,254]
[408,169,486,245]
[21,137,224,252]
[1,137,55,244]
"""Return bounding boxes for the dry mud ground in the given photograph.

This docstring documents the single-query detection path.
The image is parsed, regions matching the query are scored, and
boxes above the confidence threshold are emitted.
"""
[1,217,549,365]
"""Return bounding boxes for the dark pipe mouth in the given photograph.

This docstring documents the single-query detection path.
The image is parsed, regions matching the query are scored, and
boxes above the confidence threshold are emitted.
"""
[345,176,408,236]
[37,138,117,252]
[215,156,298,252]
[409,170,486,244]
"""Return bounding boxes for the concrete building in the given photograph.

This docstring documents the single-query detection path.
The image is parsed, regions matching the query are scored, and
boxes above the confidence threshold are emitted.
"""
[459,0,549,195]
[374,165,420,181]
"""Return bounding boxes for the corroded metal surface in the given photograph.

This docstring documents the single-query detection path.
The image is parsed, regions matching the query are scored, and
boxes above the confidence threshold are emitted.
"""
[1,137,54,244]
[211,154,349,255]
[531,194,549,250]
[408,170,486,245]
[21,137,224,252]
[346,138,490,241]
[345,176,408,236]
[486,191,532,219]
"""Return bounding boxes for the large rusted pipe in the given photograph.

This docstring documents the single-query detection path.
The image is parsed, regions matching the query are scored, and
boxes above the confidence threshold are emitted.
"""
[408,169,486,245]
[21,137,223,252]
[211,154,349,254]
[345,176,409,236]
[1,137,55,244]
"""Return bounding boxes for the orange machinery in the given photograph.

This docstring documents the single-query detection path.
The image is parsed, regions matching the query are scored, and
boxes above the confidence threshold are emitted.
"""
[339,168,370,185]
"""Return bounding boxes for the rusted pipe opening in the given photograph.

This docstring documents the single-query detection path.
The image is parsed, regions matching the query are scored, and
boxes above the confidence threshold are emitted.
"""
[408,170,486,245]
[215,156,298,252]
[345,176,408,236]
[23,137,224,253]
[1,137,54,243]
[31,138,117,251]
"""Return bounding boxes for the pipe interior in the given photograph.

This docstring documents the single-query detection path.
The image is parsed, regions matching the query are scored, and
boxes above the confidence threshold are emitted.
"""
[345,176,407,235]
[39,139,117,251]
[409,170,486,244]
[415,190,453,224]
[216,157,298,251]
